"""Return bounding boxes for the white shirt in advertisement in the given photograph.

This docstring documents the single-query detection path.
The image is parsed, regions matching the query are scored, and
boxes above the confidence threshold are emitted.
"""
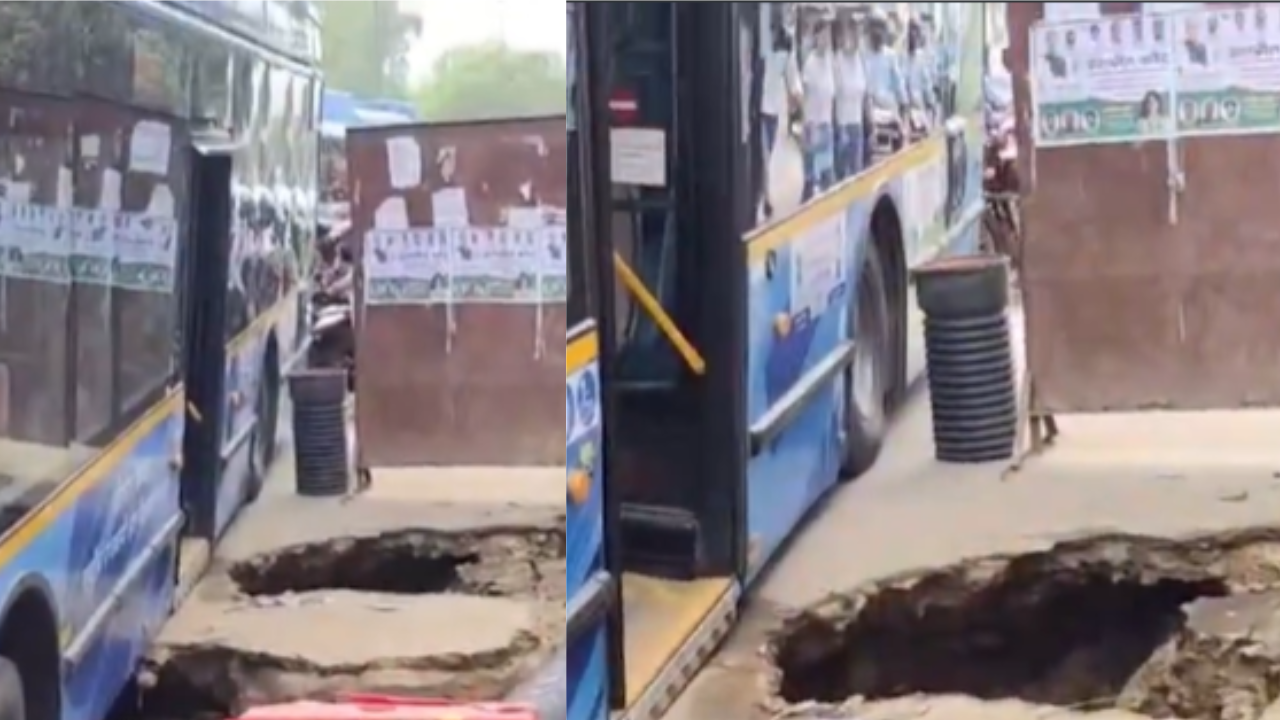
[802,49,836,125]
[835,50,867,126]
[761,50,801,119]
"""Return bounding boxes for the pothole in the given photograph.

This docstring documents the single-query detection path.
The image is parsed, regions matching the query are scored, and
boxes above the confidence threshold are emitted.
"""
[229,526,566,598]
[768,530,1280,720]
[137,526,566,719]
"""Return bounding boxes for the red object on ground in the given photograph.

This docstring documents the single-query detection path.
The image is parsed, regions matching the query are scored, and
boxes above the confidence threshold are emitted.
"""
[232,695,537,720]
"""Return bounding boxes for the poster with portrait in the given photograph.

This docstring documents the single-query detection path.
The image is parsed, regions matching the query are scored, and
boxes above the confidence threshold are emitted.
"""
[1030,14,1175,147]
[1172,4,1280,137]
[4,203,72,285]
[364,227,451,305]
[114,211,178,292]
[539,226,567,303]
[70,208,115,286]
[1032,6,1280,148]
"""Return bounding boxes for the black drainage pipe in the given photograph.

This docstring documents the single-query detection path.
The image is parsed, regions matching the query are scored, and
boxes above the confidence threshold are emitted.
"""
[915,257,1017,463]
[287,368,350,496]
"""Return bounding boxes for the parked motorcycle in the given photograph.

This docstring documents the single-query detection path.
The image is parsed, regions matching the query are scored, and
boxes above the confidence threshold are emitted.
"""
[982,111,1020,262]
[308,222,356,389]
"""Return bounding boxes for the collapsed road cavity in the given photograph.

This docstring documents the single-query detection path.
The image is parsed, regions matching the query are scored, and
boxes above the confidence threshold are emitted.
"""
[767,529,1280,720]
[140,526,566,718]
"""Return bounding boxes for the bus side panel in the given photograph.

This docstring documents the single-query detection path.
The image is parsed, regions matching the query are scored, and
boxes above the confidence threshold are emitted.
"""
[743,191,874,580]
[742,136,970,579]
[567,332,607,720]
[568,630,609,720]
[0,398,184,720]
[216,329,270,537]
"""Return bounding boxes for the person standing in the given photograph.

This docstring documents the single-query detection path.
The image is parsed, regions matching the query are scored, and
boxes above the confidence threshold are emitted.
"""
[904,21,936,135]
[834,22,868,179]
[801,20,837,197]
[761,21,802,173]
[865,12,907,118]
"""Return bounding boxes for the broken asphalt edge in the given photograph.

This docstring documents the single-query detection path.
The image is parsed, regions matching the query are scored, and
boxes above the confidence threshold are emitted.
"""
[505,643,567,720]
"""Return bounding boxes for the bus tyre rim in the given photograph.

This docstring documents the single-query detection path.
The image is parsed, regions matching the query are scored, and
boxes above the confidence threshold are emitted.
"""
[852,270,885,429]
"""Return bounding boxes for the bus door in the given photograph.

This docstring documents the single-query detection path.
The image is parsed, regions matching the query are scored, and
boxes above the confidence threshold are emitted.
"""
[581,3,747,716]
[180,133,236,543]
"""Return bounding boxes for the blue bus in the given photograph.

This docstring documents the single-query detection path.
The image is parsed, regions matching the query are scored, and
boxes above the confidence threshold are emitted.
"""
[567,2,987,718]
[0,2,321,719]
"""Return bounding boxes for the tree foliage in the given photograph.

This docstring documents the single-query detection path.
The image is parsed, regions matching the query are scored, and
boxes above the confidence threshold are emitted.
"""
[318,1,419,98]
[414,42,566,123]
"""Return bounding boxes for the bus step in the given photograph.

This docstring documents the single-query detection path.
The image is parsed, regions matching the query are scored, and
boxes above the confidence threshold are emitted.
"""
[620,503,701,580]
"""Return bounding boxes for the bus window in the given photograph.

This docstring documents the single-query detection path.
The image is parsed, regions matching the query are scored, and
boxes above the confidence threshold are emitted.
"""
[0,4,77,457]
[226,51,267,341]
[117,6,192,437]
[130,7,193,118]
[191,31,233,128]
[953,3,986,120]
[74,3,192,445]
[266,65,292,284]
[0,3,76,96]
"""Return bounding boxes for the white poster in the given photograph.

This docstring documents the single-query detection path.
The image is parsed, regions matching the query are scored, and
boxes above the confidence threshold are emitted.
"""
[1045,3,1100,21]
[71,208,114,286]
[386,136,422,190]
[364,227,451,306]
[6,203,71,284]
[789,214,846,322]
[114,212,178,292]
[129,120,173,176]
[539,226,567,303]
[1172,4,1280,137]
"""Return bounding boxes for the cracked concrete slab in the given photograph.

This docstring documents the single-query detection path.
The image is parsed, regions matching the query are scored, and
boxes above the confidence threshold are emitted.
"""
[145,452,564,715]
[156,590,536,672]
[213,463,564,566]
[665,391,1280,720]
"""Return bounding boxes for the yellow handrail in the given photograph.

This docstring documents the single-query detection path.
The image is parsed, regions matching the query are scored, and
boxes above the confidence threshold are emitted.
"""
[612,253,707,376]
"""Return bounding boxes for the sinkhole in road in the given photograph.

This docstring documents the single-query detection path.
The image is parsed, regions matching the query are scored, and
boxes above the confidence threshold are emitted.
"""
[230,526,567,597]
[769,531,1280,719]
[132,526,567,720]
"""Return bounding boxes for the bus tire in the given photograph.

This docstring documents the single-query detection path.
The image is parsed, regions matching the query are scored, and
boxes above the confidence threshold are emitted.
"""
[0,657,22,720]
[246,351,281,503]
[841,241,889,479]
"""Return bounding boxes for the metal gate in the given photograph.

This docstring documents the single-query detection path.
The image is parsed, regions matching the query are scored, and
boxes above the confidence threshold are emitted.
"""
[346,116,567,467]
[1010,2,1280,413]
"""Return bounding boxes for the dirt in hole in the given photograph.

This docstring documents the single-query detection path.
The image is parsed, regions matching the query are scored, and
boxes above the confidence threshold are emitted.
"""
[229,526,566,599]
[768,530,1280,720]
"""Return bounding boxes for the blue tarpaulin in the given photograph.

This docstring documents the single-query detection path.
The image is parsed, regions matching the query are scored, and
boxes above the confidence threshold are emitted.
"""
[321,89,418,138]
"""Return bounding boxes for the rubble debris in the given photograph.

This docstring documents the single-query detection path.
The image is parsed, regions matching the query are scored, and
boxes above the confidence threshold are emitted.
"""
[764,528,1280,720]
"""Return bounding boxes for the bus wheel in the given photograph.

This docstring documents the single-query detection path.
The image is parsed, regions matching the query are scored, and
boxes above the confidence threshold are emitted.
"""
[246,368,279,503]
[841,241,889,479]
[0,657,24,720]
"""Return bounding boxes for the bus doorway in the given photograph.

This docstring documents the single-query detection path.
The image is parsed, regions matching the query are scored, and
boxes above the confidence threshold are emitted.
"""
[571,3,748,717]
